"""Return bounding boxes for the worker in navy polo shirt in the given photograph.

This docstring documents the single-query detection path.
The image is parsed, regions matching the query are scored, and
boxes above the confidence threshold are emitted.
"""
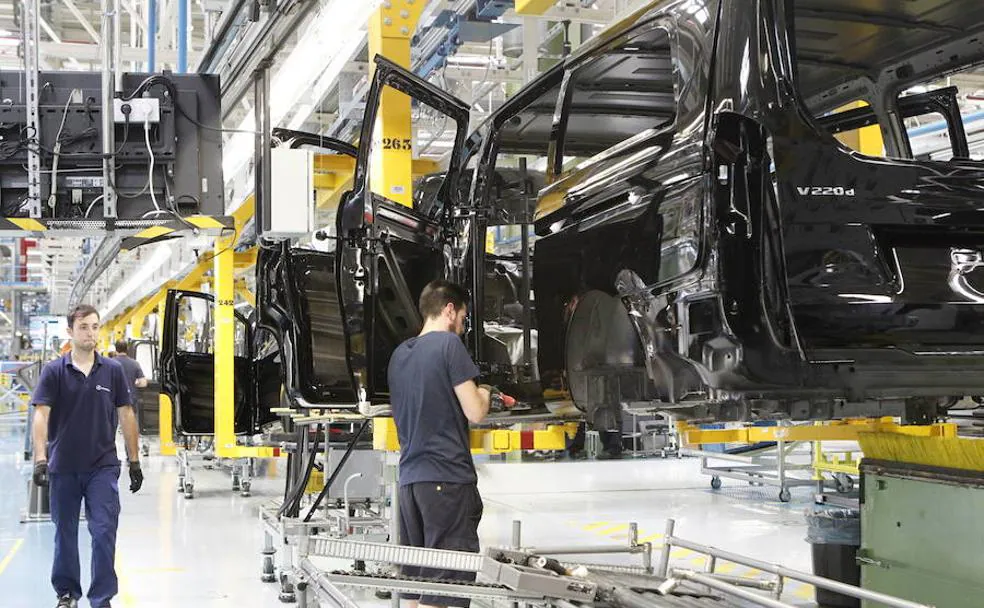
[31,304,144,608]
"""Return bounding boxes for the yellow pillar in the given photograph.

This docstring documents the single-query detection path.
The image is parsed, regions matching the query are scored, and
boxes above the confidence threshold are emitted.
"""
[213,230,237,455]
[99,320,115,352]
[367,1,425,208]
[159,393,176,456]
[835,101,885,156]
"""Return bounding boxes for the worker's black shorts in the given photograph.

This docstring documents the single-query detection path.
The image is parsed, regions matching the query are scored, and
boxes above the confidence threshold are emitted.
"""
[398,482,483,607]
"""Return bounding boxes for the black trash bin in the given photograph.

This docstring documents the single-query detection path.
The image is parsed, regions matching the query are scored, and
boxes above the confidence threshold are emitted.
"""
[805,508,861,608]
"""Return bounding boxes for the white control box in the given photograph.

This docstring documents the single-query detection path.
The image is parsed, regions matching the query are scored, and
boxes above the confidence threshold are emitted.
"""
[264,147,315,238]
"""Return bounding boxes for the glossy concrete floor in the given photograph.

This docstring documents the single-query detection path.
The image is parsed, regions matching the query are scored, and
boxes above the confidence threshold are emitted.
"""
[0,419,821,607]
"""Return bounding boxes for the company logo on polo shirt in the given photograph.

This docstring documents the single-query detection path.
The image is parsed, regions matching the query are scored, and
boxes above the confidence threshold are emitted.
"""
[95,385,112,393]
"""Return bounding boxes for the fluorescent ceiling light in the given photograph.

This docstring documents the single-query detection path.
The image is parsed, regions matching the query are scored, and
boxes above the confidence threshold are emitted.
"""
[222,0,382,181]
[101,244,172,316]
[0,37,19,47]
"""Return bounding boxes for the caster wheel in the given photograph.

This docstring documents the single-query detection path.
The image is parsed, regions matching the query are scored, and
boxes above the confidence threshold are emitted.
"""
[261,574,277,583]
[779,488,791,503]
[184,484,194,499]
[835,474,854,494]
[278,592,296,603]
[141,445,149,457]
[710,476,722,490]
[177,477,185,493]
[241,482,251,497]
[232,477,241,492]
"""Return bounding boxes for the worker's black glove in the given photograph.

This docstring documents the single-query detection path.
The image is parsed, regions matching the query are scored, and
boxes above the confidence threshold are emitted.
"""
[128,461,143,493]
[33,461,48,487]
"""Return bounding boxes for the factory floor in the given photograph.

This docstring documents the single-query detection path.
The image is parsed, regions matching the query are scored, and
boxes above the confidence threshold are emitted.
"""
[0,420,822,608]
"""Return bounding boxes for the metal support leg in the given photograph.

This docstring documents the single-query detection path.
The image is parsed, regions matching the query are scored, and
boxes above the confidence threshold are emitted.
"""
[279,540,297,603]
[180,450,194,498]
[389,456,400,608]
[241,457,253,496]
[262,529,277,583]
[656,519,675,577]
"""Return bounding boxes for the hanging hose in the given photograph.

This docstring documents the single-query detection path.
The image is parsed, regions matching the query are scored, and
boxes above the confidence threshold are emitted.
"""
[303,421,370,523]
[278,423,322,518]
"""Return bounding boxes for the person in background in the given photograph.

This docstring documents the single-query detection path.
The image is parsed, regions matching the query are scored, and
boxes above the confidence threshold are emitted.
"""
[31,305,143,608]
[113,340,148,402]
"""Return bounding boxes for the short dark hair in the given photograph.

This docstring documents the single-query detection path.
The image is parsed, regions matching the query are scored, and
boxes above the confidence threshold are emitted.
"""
[67,304,100,328]
[114,340,128,355]
[418,280,469,319]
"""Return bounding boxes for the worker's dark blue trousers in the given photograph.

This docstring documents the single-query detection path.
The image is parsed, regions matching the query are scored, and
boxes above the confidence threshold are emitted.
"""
[49,465,121,607]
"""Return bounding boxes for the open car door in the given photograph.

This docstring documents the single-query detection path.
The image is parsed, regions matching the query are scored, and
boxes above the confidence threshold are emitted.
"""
[159,289,255,435]
[255,131,361,408]
[335,55,471,406]
[129,338,161,435]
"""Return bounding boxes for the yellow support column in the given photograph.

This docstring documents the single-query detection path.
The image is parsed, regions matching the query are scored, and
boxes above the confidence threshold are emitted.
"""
[213,229,237,456]
[159,393,176,456]
[367,1,425,208]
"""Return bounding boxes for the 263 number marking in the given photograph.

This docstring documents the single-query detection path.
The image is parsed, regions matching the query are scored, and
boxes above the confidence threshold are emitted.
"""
[382,138,412,151]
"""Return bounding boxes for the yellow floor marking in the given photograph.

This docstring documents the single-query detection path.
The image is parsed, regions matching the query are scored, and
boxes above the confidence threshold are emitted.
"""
[670,547,694,558]
[0,538,23,575]
[114,549,137,607]
[638,533,663,544]
[595,524,629,536]
[715,561,738,574]
[793,584,815,600]
[128,567,185,574]
[581,522,611,531]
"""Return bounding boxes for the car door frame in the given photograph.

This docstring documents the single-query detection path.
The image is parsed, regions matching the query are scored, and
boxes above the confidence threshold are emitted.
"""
[335,55,471,404]
[159,288,255,435]
[256,130,360,409]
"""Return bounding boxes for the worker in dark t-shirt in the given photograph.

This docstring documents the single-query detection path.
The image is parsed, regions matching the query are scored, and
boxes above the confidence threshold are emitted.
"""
[113,340,147,403]
[388,279,515,608]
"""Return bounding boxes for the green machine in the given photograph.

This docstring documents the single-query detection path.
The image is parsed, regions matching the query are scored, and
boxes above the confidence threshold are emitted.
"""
[860,459,984,608]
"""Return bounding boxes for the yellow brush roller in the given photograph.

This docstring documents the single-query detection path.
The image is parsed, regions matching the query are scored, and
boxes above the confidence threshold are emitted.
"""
[858,433,984,473]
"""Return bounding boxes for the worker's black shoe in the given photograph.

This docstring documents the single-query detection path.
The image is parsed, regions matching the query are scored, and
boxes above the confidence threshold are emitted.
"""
[56,595,78,608]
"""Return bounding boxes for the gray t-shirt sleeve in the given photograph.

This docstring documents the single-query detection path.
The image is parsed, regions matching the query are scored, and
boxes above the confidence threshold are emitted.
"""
[445,334,480,387]
[134,361,145,379]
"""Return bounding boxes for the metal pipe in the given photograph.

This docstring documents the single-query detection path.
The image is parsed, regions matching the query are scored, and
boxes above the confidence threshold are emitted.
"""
[519,157,532,374]
[520,544,647,556]
[177,0,188,72]
[705,572,775,591]
[672,570,793,608]
[512,520,522,549]
[113,0,122,91]
[342,472,363,533]
[655,519,674,577]
[101,0,118,218]
[253,60,271,236]
[666,536,933,608]
[147,0,156,71]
